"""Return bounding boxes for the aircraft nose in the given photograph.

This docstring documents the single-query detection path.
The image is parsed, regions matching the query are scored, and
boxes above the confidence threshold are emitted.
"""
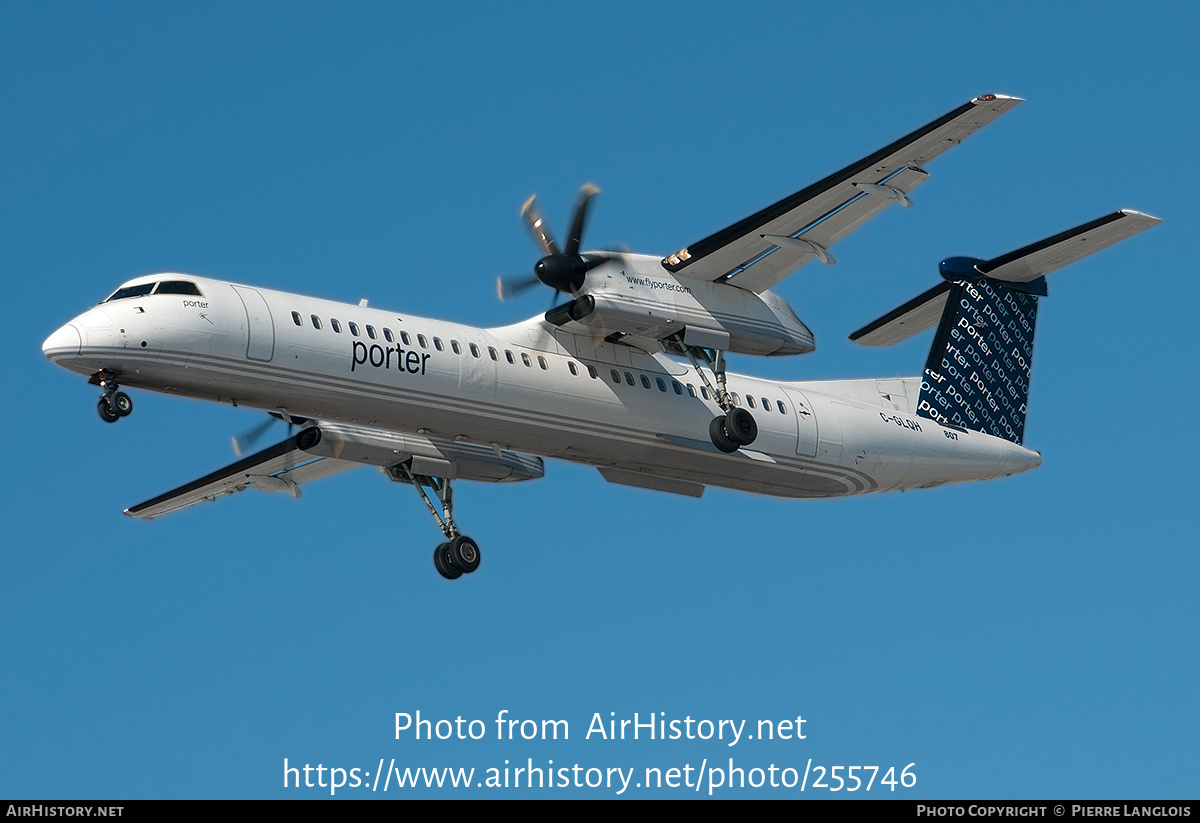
[43,323,82,362]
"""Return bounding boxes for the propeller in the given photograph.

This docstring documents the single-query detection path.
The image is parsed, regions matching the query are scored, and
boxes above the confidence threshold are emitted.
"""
[232,410,310,456]
[497,184,617,304]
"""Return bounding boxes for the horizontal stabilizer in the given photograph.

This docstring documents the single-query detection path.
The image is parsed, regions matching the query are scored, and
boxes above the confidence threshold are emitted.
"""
[979,210,1161,283]
[850,210,1161,347]
[850,282,953,346]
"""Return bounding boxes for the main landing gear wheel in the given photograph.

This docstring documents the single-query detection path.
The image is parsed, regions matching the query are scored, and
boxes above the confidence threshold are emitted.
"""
[390,463,485,580]
[709,408,758,452]
[433,542,462,580]
[709,416,739,453]
[725,407,757,446]
[447,535,481,573]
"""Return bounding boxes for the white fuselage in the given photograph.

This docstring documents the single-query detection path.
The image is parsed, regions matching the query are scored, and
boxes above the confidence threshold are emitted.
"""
[43,274,1041,498]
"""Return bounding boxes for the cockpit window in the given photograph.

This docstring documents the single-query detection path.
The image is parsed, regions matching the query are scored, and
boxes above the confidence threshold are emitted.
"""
[153,281,203,296]
[103,280,204,303]
[104,283,155,302]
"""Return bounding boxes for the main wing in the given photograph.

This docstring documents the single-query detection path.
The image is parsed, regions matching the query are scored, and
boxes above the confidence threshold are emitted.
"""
[125,427,357,518]
[660,94,1021,293]
[125,422,544,519]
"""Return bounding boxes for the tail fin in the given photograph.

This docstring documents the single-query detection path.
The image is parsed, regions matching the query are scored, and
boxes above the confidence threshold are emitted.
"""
[918,270,1040,443]
[850,210,1161,443]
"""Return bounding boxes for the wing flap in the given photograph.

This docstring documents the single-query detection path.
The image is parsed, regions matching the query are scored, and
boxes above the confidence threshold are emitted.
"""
[125,430,359,519]
[735,166,932,292]
[661,94,1021,292]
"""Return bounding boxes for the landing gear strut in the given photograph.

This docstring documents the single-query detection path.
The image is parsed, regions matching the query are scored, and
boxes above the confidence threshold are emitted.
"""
[671,336,758,452]
[388,463,482,580]
[91,370,132,423]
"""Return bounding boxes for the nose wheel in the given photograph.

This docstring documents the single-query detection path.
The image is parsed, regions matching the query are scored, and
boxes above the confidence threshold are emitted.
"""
[92,371,132,423]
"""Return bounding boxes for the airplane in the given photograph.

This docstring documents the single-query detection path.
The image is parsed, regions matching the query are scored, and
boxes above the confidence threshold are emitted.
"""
[41,93,1159,579]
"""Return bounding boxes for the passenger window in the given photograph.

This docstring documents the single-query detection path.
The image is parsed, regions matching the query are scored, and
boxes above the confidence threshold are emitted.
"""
[418,335,428,348]
[489,347,498,361]
[434,337,444,351]
[451,340,461,355]
[611,369,621,384]
[656,378,667,392]
[625,372,635,386]
[538,356,548,370]
[382,327,392,342]
[747,395,756,409]
[401,331,411,345]
[521,352,531,367]
[349,322,360,336]
[332,319,342,333]
[640,374,651,389]
[366,325,377,339]
[292,311,303,326]
[777,400,787,414]
[568,362,578,376]
[762,397,770,411]
[311,315,323,330]
[687,384,697,398]
[701,386,710,400]
[470,343,480,358]
[673,380,683,395]
[505,350,515,364]
[587,365,598,379]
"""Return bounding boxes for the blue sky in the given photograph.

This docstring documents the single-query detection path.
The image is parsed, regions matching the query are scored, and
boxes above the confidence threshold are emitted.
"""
[3,1,1197,799]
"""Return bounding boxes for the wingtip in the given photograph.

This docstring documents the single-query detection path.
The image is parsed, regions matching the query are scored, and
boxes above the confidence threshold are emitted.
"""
[973,92,1023,106]
[520,194,536,217]
[1118,208,1163,224]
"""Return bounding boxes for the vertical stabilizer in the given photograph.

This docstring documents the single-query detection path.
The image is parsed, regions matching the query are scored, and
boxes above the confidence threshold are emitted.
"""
[918,267,1039,443]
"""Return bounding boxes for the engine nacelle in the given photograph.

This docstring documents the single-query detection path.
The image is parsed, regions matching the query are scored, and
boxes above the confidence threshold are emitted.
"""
[297,422,544,482]
[543,255,815,356]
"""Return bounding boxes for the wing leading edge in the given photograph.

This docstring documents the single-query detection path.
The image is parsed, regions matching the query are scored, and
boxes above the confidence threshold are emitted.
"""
[661,94,1022,293]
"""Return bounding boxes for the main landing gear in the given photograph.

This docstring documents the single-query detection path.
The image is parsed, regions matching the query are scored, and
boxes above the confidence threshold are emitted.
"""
[671,337,758,453]
[387,463,482,580]
[91,370,132,423]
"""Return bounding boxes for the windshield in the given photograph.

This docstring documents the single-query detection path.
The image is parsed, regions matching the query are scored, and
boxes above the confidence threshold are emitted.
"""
[103,280,203,303]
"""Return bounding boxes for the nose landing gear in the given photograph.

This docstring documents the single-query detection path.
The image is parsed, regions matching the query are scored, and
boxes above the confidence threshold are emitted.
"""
[91,371,132,423]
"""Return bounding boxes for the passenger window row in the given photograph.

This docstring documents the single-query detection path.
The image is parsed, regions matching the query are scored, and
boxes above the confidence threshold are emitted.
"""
[606,367,787,412]
[289,311,605,379]
[289,311,784,408]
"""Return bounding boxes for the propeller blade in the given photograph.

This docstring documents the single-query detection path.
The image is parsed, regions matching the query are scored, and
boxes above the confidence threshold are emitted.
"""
[565,184,600,258]
[521,195,560,257]
[232,416,277,456]
[497,274,542,301]
[581,252,617,272]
